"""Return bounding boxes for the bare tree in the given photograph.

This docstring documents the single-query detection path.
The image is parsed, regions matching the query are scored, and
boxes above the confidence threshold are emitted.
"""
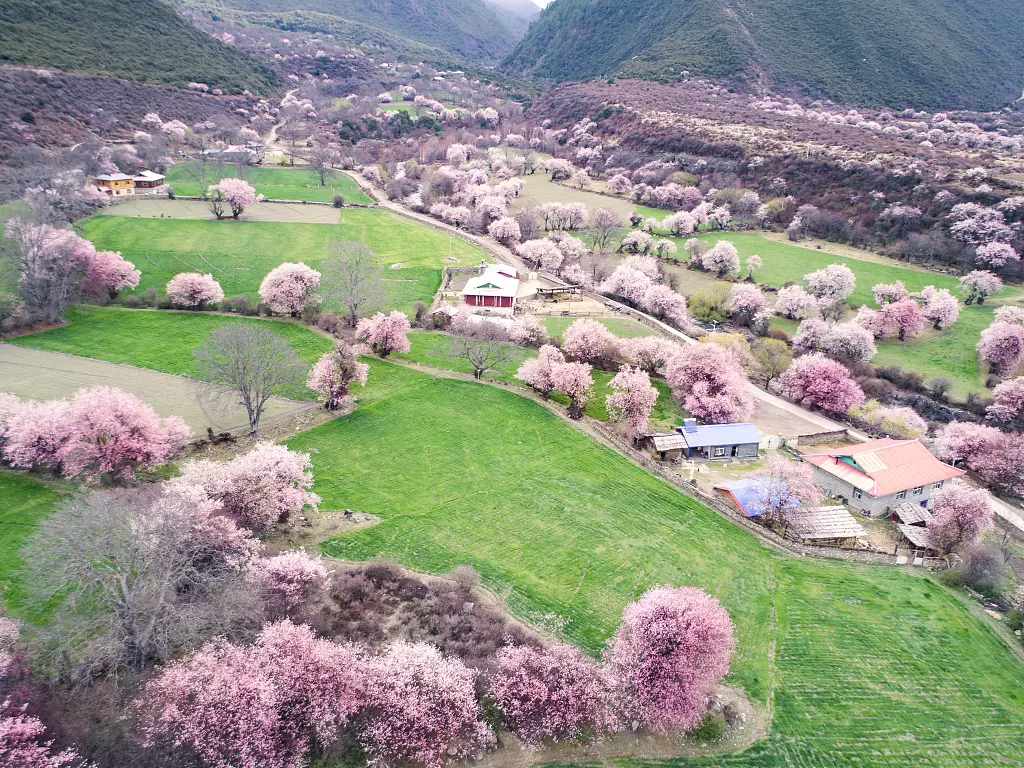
[194,322,309,436]
[21,487,262,684]
[451,321,516,379]
[322,240,387,327]
[304,145,341,186]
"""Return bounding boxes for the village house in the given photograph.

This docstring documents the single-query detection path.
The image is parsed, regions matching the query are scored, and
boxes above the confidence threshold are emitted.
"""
[133,170,166,190]
[678,419,761,460]
[92,172,135,196]
[461,263,519,315]
[801,438,964,518]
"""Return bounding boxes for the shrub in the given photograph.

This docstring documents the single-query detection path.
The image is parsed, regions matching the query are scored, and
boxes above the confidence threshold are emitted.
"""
[691,712,727,742]
[332,194,345,208]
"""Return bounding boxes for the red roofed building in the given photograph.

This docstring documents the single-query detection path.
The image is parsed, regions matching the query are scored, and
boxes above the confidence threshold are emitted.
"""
[802,438,964,518]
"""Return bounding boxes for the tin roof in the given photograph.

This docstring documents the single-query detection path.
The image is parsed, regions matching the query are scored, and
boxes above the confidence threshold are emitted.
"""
[785,507,865,540]
[802,439,963,497]
[93,173,134,181]
[713,476,799,518]
[134,170,166,181]
[680,422,761,448]
[463,264,519,298]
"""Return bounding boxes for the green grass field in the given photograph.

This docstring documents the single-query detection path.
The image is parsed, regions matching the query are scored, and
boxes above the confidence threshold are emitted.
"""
[540,316,655,341]
[8,307,333,398]
[395,331,683,428]
[294,360,1024,767]
[77,209,484,314]
[164,163,374,205]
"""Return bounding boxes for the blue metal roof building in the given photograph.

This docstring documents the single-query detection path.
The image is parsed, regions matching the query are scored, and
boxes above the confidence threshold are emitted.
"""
[679,419,761,460]
[713,477,800,518]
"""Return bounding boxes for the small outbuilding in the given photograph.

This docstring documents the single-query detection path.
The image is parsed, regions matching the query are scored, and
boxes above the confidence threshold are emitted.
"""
[713,477,794,519]
[647,432,687,461]
[896,523,939,557]
[890,501,932,527]
[92,173,135,196]
[679,419,760,460]
[133,170,166,189]
[783,506,865,548]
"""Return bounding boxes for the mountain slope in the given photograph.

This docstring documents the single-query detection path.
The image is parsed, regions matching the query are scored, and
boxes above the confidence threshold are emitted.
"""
[503,0,1024,110]
[0,0,277,95]
[200,0,527,62]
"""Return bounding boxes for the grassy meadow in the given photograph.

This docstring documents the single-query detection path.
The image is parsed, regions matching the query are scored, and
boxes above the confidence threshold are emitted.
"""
[164,163,374,205]
[292,359,1024,767]
[78,208,483,314]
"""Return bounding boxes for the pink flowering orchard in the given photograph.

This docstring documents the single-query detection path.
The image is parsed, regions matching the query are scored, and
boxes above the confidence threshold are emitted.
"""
[665,343,754,424]
[551,361,594,419]
[356,311,412,358]
[515,344,565,396]
[84,249,140,300]
[606,586,734,733]
[606,365,659,440]
[779,353,865,413]
[307,344,369,410]
[259,262,321,315]
[562,318,619,365]
[927,481,993,554]
[248,550,328,610]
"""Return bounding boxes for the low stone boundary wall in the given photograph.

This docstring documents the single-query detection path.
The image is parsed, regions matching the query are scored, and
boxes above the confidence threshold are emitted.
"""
[794,429,854,446]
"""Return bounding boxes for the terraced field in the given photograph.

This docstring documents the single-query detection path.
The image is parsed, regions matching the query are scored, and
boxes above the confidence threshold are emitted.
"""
[296,360,1024,767]
[79,209,482,314]
[164,163,374,205]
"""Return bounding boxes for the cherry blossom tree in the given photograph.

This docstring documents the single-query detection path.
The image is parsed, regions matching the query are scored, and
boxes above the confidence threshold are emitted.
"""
[779,353,865,413]
[975,242,1020,268]
[259,262,321,316]
[516,345,565,397]
[986,377,1024,425]
[872,280,909,305]
[57,386,188,482]
[600,265,652,305]
[994,306,1024,326]
[621,336,680,375]
[700,241,741,277]
[361,642,492,768]
[805,264,855,320]
[356,311,412,358]
[605,586,734,734]
[792,318,830,352]
[746,254,762,279]
[664,344,754,423]
[84,250,140,301]
[4,218,94,323]
[508,314,548,347]
[178,443,320,533]
[927,482,993,554]
[137,620,363,768]
[820,323,877,363]
[2,400,70,473]
[248,550,328,610]
[490,642,612,747]
[728,283,767,326]
[620,231,654,254]
[488,216,521,245]
[208,178,260,219]
[516,239,562,272]
[606,365,659,440]
[166,272,224,308]
[959,271,1003,305]
[747,455,823,523]
[662,211,696,237]
[307,344,369,410]
[878,298,926,341]
[551,361,594,419]
[562,319,619,366]
[642,284,688,324]
[918,286,960,329]
[977,320,1024,372]
[774,285,818,319]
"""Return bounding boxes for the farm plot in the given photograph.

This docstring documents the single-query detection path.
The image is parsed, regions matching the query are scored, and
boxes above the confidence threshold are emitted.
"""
[394,331,684,429]
[509,173,666,222]
[80,208,482,314]
[164,163,374,205]
[298,360,1024,767]
[0,344,309,434]
[99,198,343,224]
[540,316,655,341]
[8,307,333,399]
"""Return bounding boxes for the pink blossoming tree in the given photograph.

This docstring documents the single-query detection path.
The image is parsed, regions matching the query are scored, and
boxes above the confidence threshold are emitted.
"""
[208,178,261,219]
[166,272,224,308]
[562,319,619,366]
[355,311,412,358]
[488,216,521,245]
[977,320,1024,372]
[919,286,960,329]
[935,421,1024,494]
[774,285,817,320]
[515,345,565,397]
[248,550,328,610]
[605,586,734,734]
[84,250,140,301]
[805,264,855,319]
[927,481,993,554]
[778,353,865,413]
[699,241,740,277]
[975,242,1020,268]
[664,344,754,424]
[878,298,926,341]
[621,336,681,376]
[490,642,612,747]
[306,344,369,410]
[986,377,1024,424]
[959,271,1003,305]
[259,262,321,316]
[747,455,823,523]
[551,361,594,419]
[872,280,909,304]
[606,365,659,440]
[728,283,768,326]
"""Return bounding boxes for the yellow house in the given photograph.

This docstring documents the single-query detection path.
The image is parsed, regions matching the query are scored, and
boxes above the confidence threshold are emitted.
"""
[92,173,135,196]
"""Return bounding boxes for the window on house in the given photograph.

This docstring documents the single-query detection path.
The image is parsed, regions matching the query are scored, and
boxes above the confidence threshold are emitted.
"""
[912,486,923,495]
[853,489,863,500]
[895,490,907,500]
[713,447,726,457]
[932,481,943,490]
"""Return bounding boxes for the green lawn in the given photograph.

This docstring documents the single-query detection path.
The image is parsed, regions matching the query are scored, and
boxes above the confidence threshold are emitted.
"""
[540,316,655,341]
[8,307,333,398]
[164,163,374,205]
[296,360,1024,767]
[395,331,683,429]
[77,209,484,314]
[0,471,66,616]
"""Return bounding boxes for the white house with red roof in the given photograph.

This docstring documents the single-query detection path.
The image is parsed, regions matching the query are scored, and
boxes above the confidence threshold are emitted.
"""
[801,438,964,518]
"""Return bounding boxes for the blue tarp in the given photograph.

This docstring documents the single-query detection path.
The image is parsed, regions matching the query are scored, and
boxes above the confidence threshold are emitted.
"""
[713,477,800,518]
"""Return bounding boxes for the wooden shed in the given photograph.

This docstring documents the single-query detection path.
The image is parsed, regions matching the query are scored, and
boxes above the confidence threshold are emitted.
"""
[896,523,939,557]
[891,501,932,526]
[783,506,865,548]
[647,433,686,462]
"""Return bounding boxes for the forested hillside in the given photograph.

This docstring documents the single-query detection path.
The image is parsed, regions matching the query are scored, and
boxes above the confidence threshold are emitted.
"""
[0,0,277,95]
[503,0,1024,109]
[190,0,527,62]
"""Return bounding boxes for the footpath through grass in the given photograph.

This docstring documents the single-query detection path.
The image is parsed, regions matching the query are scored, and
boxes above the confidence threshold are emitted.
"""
[78,208,483,314]
[299,360,1024,767]
[164,163,374,205]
